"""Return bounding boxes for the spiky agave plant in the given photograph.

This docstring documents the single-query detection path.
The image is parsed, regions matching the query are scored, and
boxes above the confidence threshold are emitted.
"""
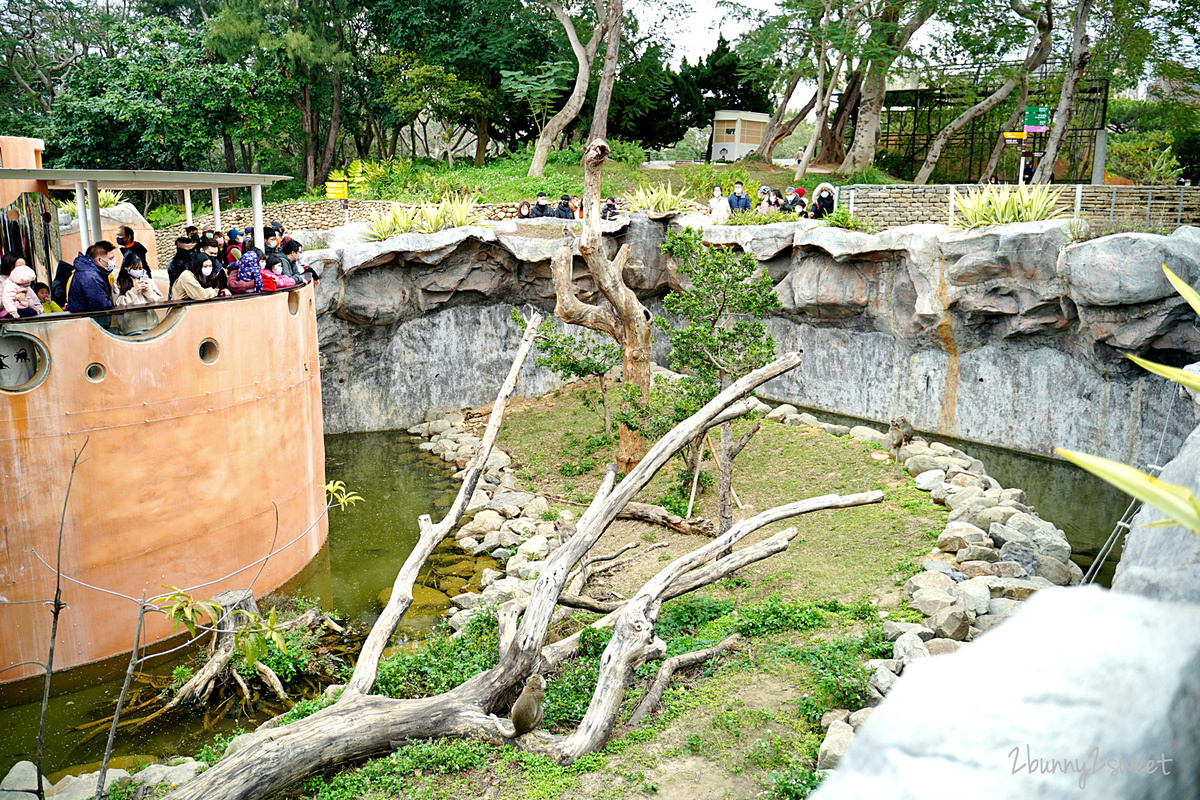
[624,182,694,213]
[58,189,127,218]
[361,203,418,241]
[951,184,1066,228]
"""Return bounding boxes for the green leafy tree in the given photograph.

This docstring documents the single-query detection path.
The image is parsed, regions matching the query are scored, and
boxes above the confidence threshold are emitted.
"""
[660,227,781,533]
[379,54,489,167]
[1107,131,1183,184]
[501,61,574,140]
[511,309,621,435]
[47,19,250,169]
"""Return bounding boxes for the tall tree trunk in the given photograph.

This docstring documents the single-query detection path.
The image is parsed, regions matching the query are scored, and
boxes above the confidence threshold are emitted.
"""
[839,4,934,174]
[587,0,623,144]
[474,115,489,166]
[301,77,316,188]
[795,50,847,182]
[1033,0,1094,184]
[315,62,343,186]
[980,78,1029,183]
[223,134,240,203]
[813,70,861,166]
[913,0,1051,185]
[528,0,606,177]
[751,78,818,161]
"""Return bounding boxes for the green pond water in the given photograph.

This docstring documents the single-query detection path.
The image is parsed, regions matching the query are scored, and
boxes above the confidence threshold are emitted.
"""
[0,431,453,779]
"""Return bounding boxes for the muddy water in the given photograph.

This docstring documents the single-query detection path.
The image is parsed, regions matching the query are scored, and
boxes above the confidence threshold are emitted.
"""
[789,406,1132,585]
[0,432,474,778]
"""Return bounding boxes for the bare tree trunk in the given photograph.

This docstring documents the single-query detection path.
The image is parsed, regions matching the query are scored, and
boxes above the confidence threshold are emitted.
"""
[839,5,933,174]
[795,51,847,181]
[980,78,1029,183]
[813,70,861,167]
[527,0,606,177]
[550,139,653,471]
[914,0,1051,185]
[316,59,344,187]
[474,115,490,166]
[587,0,623,144]
[1033,0,1094,184]
[223,135,240,203]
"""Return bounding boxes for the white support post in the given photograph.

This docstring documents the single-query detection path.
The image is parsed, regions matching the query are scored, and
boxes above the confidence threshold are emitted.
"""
[251,184,264,252]
[184,190,193,226]
[86,180,102,245]
[211,188,222,231]
[1074,184,1083,218]
[848,188,855,215]
[1018,155,1027,186]
[75,182,90,250]
[1091,129,1107,186]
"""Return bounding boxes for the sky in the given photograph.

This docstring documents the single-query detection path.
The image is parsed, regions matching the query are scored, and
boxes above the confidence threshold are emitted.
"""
[630,0,779,67]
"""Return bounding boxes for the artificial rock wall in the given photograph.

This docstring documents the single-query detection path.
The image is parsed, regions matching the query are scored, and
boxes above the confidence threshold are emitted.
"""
[311,214,1200,467]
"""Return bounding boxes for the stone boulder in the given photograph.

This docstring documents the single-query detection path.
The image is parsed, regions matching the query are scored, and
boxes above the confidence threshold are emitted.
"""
[817,720,855,770]
[810,587,1200,800]
[1,761,47,799]
[1113,420,1200,604]
[926,605,970,640]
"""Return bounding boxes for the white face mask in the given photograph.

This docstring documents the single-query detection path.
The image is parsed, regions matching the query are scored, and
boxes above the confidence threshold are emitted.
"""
[129,269,144,279]
[713,188,722,197]
[201,266,213,277]
[733,187,743,195]
[273,265,283,274]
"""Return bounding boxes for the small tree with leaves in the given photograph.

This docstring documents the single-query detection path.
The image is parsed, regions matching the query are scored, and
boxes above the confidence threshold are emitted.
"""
[512,309,621,436]
[660,227,781,535]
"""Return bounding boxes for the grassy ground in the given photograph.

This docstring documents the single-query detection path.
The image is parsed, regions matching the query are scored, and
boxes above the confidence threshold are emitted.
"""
[170,380,942,800]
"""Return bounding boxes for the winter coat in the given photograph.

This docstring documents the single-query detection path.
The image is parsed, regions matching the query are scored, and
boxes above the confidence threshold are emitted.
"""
[267,251,304,284]
[1,265,40,318]
[810,192,835,219]
[167,248,194,290]
[554,202,575,219]
[601,202,619,221]
[783,196,807,214]
[170,270,219,302]
[261,268,297,292]
[51,260,73,306]
[728,192,752,213]
[708,196,731,224]
[530,202,555,219]
[66,253,114,313]
[113,277,163,334]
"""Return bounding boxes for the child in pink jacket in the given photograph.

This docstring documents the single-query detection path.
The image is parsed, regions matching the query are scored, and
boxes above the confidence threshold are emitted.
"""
[1,265,41,318]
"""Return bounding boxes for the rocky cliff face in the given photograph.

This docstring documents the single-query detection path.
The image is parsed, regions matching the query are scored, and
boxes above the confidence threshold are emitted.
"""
[312,215,1200,465]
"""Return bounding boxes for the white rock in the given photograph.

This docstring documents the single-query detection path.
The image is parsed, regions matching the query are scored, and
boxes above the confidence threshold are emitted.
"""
[766,403,798,421]
[517,535,550,560]
[817,721,855,770]
[914,469,946,491]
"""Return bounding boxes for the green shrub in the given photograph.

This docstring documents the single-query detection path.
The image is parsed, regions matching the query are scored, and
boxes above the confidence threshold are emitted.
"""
[279,694,333,725]
[1108,131,1183,184]
[820,206,877,233]
[543,658,602,725]
[734,596,827,637]
[678,163,757,200]
[769,767,825,799]
[951,184,1066,227]
[58,189,126,218]
[657,596,734,640]
[146,204,187,229]
[725,209,798,226]
[374,609,499,697]
[624,182,694,213]
[606,138,648,165]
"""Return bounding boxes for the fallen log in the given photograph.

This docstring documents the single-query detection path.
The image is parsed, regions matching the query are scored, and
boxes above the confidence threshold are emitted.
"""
[628,634,743,726]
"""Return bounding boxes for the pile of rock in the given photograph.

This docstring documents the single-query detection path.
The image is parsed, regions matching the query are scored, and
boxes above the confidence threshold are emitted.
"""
[759,409,1083,772]
[408,408,579,632]
[2,757,206,800]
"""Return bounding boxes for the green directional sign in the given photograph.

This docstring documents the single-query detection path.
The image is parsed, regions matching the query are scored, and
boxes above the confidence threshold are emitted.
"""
[1024,106,1050,132]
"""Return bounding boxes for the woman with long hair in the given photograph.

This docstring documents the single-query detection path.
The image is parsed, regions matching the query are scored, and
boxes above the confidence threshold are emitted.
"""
[112,251,162,334]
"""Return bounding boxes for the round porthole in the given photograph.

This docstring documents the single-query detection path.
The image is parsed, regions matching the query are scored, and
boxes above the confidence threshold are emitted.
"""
[199,339,219,364]
[288,291,300,316]
[86,362,105,382]
[0,333,49,392]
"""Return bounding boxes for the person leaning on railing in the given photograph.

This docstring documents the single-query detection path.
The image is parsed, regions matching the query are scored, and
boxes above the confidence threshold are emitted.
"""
[171,254,223,302]
[66,242,117,324]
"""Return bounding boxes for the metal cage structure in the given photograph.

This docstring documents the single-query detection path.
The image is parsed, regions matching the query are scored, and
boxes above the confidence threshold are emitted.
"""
[860,59,1109,184]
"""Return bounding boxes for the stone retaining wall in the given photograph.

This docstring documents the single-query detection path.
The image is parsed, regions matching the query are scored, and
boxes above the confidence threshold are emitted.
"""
[840,184,1200,230]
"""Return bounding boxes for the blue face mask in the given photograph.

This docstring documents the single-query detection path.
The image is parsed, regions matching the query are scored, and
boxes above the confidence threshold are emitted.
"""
[115,235,125,244]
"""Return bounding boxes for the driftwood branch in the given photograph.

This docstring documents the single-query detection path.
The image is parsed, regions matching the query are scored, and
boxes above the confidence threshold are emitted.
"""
[342,313,543,696]
[621,503,716,537]
[628,634,743,726]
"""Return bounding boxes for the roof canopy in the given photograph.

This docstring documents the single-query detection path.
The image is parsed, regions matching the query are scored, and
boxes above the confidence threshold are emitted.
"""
[0,168,291,191]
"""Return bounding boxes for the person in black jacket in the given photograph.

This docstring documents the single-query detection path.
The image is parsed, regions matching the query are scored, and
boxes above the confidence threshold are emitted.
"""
[50,259,73,307]
[167,237,196,291]
[809,183,836,219]
[554,194,575,219]
[601,197,619,220]
[116,226,149,266]
[530,192,554,218]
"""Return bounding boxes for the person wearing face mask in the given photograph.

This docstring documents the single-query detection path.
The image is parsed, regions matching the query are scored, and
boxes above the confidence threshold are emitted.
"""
[226,250,263,294]
[260,246,297,292]
[728,181,752,213]
[112,251,163,334]
[66,242,117,319]
[530,192,554,219]
[171,255,221,301]
[809,182,836,219]
[225,229,244,264]
[783,186,806,214]
[601,197,619,221]
[115,226,149,265]
[708,185,731,223]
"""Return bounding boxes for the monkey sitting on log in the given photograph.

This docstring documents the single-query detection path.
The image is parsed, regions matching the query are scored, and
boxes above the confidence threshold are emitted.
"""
[495,674,546,738]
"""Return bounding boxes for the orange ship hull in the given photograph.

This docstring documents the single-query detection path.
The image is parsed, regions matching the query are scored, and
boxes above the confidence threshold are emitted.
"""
[0,284,327,688]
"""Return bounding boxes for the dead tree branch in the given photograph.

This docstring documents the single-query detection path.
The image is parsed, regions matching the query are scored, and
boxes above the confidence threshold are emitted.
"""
[628,634,743,726]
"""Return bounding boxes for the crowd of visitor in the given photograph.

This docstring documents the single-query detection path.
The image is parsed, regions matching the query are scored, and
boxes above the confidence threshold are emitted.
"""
[707,181,837,223]
[513,193,620,221]
[0,221,314,332]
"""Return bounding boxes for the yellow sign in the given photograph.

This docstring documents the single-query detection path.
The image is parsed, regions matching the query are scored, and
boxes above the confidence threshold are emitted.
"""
[325,181,348,200]
[1002,131,1027,140]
